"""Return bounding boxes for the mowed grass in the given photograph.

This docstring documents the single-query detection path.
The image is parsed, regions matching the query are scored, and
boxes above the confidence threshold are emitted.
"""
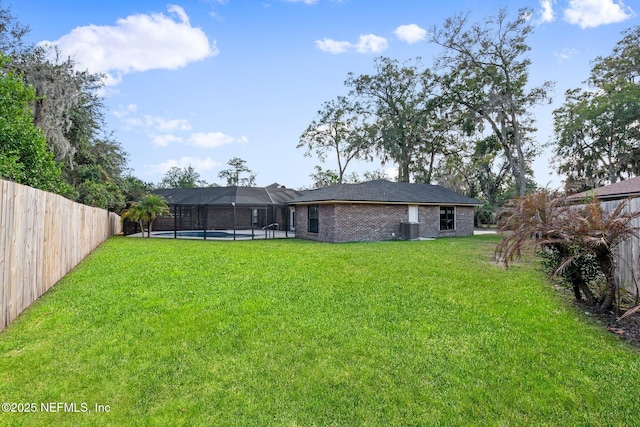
[1,235,639,426]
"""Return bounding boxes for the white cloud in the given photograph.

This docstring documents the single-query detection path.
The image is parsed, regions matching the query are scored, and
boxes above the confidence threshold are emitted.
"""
[187,132,248,148]
[355,34,389,53]
[554,47,580,60]
[116,109,246,150]
[538,0,556,24]
[315,38,352,54]
[113,103,138,118]
[125,115,192,132]
[148,157,220,175]
[41,5,218,85]
[394,24,427,44]
[283,0,319,4]
[152,134,183,147]
[563,0,635,28]
[153,117,192,132]
[316,34,388,54]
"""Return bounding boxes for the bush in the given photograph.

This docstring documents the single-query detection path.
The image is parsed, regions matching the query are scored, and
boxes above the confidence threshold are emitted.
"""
[496,190,640,312]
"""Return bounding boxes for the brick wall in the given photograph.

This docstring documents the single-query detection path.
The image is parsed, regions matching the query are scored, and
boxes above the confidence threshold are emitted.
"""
[420,205,475,238]
[294,203,475,242]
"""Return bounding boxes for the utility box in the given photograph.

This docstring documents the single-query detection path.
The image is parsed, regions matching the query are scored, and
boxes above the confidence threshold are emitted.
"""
[400,222,419,240]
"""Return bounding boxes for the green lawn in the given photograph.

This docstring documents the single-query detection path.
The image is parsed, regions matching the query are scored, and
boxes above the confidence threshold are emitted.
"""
[1,235,639,426]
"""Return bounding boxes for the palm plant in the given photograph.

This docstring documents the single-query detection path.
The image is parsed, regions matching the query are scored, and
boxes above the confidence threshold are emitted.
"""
[121,203,145,235]
[495,190,640,312]
[494,190,569,265]
[121,195,170,237]
[563,200,640,311]
[138,194,170,237]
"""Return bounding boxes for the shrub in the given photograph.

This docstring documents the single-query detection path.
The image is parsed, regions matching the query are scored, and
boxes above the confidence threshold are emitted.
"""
[495,190,640,313]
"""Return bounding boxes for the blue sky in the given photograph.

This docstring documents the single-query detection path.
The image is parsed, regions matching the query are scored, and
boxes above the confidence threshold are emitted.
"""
[9,0,639,189]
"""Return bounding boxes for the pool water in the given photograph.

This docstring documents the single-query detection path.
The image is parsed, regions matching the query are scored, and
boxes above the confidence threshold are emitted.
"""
[154,230,252,238]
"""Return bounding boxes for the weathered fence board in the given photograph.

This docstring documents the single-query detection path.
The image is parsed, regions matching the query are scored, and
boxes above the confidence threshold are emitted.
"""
[0,179,121,332]
[600,198,640,294]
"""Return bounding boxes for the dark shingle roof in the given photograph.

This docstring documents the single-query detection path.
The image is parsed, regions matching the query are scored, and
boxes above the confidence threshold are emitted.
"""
[153,186,302,206]
[289,180,481,205]
[567,176,640,201]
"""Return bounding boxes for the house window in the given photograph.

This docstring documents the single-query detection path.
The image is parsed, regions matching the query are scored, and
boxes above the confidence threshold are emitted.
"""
[308,205,319,233]
[440,206,455,231]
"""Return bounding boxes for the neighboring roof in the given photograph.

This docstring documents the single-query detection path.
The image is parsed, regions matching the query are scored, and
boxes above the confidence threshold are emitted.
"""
[289,180,481,206]
[153,186,303,206]
[567,176,640,201]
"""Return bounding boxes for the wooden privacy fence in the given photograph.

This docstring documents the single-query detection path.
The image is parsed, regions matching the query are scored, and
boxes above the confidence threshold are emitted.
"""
[601,197,640,294]
[0,179,121,332]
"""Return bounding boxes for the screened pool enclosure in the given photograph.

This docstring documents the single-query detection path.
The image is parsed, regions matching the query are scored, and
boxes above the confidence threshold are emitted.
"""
[128,184,302,239]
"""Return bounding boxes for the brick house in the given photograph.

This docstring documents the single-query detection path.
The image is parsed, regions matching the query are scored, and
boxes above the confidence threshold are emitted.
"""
[289,180,481,243]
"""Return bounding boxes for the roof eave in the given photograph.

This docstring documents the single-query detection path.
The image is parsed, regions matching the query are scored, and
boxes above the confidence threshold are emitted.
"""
[567,192,640,202]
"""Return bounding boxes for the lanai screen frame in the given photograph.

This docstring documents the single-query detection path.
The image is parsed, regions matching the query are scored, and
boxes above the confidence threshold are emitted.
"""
[152,186,298,239]
[168,203,289,240]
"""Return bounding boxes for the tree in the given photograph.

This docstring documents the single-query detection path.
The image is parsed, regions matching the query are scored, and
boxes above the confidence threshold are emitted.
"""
[590,25,640,86]
[495,191,640,312]
[0,1,29,55]
[0,53,66,193]
[307,165,364,189]
[553,83,640,191]
[121,202,145,236]
[0,1,134,207]
[298,96,373,184]
[13,46,105,167]
[552,26,640,192]
[362,169,389,181]
[159,165,206,188]
[123,175,154,202]
[431,8,553,195]
[345,57,443,183]
[308,166,340,188]
[436,134,517,224]
[136,194,170,237]
[218,157,256,186]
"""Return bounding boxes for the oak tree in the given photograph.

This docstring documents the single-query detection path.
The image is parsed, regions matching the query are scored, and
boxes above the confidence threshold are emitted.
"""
[218,157,256,187]
[298,96,373,184]
[553,26,640,192]
[431,8,553,195]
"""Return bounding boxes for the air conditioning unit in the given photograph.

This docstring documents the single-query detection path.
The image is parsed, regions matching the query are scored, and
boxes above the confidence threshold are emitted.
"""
[400,222,419,240]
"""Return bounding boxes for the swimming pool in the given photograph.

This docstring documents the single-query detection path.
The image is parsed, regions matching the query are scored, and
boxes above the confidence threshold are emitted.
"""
[154,230,253,239]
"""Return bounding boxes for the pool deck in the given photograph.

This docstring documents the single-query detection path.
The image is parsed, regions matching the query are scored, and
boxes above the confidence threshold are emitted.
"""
[129,229,296,240]
[129,229,494,240]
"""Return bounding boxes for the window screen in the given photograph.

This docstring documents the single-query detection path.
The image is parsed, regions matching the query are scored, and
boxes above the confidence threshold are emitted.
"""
[440,206,455,230]
[308,205,319,233]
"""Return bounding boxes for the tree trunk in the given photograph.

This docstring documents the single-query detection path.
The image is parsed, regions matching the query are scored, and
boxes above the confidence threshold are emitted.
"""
[572,282,581,301]
[399,161,410,183]
[571,266,595,305]
[496,125,521,196]
[579,281,596,306]
[599,282,616,313]
[512,117,527,196]
[597,255,617,313]
[427,147,436,184]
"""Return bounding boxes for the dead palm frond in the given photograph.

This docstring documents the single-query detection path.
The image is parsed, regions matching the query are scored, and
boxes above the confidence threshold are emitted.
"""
[495,192,640,312]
